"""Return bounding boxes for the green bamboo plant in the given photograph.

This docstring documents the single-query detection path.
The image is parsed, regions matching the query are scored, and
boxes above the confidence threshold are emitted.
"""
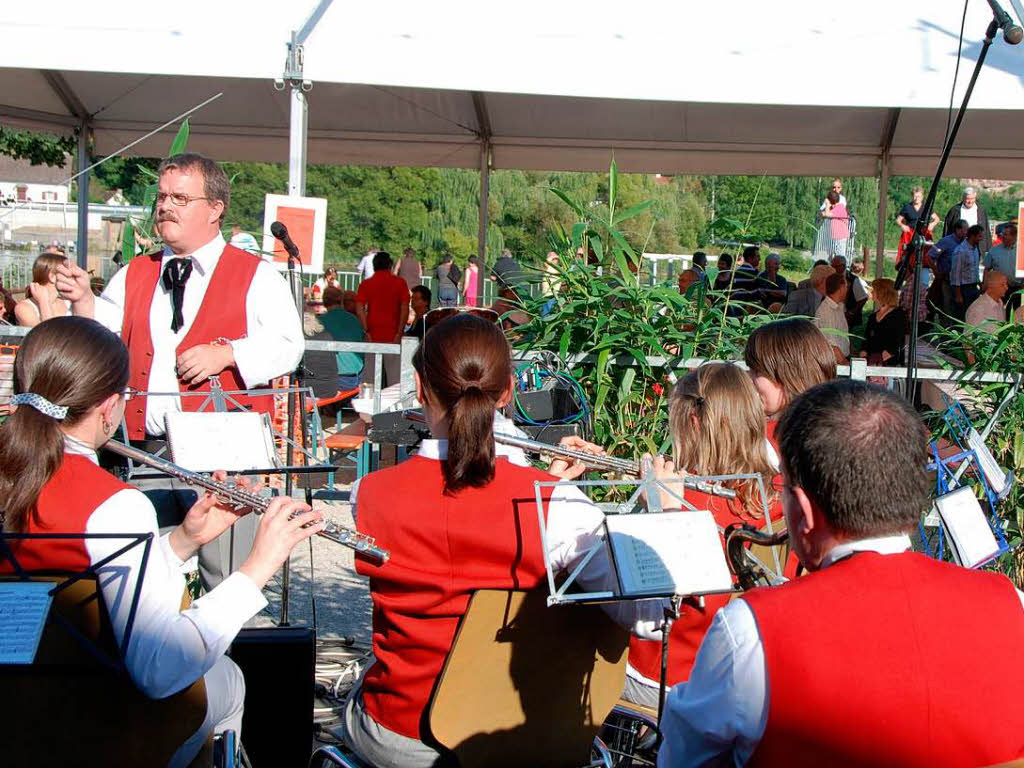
[513,160,772,469]
[929,320,1024,585]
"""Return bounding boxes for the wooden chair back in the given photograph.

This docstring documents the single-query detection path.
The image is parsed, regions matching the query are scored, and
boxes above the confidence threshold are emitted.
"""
[2,575,209,767]
[429,589,628,768]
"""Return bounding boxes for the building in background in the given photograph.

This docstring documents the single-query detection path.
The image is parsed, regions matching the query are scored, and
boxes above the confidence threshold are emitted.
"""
[0,156,71,204]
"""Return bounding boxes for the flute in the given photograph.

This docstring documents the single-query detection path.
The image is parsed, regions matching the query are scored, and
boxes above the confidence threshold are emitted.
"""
[492,432,737,499]
[104,439,389,563]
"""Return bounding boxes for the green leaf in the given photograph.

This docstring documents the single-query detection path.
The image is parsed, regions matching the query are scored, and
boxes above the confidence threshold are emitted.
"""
[137,164,159,180]
[608,158,617,222]
[594,349,611,413]
[617,367,636,403]
[168,119,190,157]
[548,187,586,219]
[570,222,587,250]
[612,199,654,225]
[558,328,571,362]
[122,219,135,263]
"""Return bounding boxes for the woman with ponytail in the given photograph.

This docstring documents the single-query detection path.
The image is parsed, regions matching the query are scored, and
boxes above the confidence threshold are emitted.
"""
[345,314,666,768]
[623,363,788,709]
[0,316,324,767]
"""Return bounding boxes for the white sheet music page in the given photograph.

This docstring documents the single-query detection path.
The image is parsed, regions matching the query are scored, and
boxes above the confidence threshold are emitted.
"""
[165,411,279,472]
[0,581,53,664]
[966,428,1008,495]
[605,510,733,597]
[935,486,1000,568]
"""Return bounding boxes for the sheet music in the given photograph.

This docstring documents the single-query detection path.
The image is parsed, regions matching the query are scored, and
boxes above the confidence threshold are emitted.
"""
[967,428,1008,495]
[935,486,1000,568]
[605,510,734,597]
[165,411,280,472]
[0,581,53,664]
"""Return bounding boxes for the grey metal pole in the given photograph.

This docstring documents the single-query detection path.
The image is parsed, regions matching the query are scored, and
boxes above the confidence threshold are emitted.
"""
[76,123,90,270]
[875,152,889,280]
[476,141,490,305]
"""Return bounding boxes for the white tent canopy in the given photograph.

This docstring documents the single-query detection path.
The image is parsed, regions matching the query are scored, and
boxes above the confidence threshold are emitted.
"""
[2,0,1024,273]
[3,0,1024,177]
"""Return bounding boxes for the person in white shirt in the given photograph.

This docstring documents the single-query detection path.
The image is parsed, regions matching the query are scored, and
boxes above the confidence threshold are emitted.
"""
[658,379,1024,768]
[943,186,992,254]
[966,269,1009,333]
[0,317,325,767]
[228,223,261,256]
[357,248,378,281]
[813,272,849,363]
[819,177,847,210]
[55,153,304,589]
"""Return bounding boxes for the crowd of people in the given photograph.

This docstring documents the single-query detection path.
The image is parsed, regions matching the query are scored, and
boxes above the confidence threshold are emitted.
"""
[3,155,1024,767]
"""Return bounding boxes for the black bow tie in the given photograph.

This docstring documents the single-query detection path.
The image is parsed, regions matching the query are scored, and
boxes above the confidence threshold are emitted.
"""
[162,257,193,333]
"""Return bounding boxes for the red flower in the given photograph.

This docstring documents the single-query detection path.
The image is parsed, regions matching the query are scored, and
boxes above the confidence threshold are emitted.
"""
[652,383,664,396]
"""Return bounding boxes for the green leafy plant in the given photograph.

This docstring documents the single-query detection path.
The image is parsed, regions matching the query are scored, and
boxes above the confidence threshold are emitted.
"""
[929,320,1024,585]
[513,160,772,473]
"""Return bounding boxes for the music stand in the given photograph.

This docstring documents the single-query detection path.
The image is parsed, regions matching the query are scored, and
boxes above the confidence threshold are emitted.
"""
[0,530,154,668]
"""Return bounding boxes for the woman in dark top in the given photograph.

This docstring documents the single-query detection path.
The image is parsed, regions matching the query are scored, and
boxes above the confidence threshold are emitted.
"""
[896,186,942,262]
[862,278,906,366]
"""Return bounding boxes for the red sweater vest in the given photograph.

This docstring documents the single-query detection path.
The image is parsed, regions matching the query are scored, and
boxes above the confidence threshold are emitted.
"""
[355,456,555,740]
[744,551,1024,768]
[0,454,131,573]
[628,489,787,686]
[121,245,272,439]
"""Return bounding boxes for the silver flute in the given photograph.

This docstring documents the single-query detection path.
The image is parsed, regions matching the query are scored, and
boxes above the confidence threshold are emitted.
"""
[104,439,389,563]
[492,432,737,499]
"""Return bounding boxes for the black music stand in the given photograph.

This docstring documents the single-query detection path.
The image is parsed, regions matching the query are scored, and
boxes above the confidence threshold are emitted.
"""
[0,530,154,668]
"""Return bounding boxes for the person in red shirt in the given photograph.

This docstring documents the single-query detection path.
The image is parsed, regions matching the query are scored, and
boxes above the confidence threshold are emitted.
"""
[623,363,786,709]
[342,314,666,768]
[743,318,836,455]
[356,251,410,387]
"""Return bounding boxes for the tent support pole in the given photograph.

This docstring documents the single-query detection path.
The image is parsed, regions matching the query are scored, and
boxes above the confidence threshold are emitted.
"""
[875,151,889,279]
[288,85,308,197]
[477,140,490,304]
[76,122,90,270]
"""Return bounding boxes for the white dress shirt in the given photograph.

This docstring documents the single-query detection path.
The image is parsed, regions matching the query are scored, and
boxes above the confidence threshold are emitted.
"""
[814,295,850,357]
[353,437,667,640]
[67,436,267,699]
[92,234,303,435]
[657,534,1024,768]
[959,203,979,229]
[965,292,1006,332]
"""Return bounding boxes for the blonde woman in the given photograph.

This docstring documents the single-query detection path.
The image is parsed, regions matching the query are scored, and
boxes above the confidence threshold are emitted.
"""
[624,363,783,709]
[862,278,906,366]
[14,252,71,327]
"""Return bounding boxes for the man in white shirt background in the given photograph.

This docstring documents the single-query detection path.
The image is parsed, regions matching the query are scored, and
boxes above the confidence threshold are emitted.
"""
[966,269,1009,333]
[943,186,991,254]
[56,153,304,589]
[356,248,378,281]
[813,272,849,363]
[658,380,1024,768]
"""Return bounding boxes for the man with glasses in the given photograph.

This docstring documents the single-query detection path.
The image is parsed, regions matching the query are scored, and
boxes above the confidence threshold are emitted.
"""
[55,152,303,588]
[659,380,1024,767]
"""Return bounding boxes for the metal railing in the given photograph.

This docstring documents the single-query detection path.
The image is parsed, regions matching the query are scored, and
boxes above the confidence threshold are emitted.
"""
[813,214,857,260]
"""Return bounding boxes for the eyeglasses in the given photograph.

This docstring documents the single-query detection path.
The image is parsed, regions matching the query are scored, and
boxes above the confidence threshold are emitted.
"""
[156,192,213,207]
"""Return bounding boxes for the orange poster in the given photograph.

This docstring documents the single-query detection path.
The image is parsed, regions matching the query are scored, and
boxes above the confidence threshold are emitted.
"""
[261,194,328,274]
[272,205,315,267]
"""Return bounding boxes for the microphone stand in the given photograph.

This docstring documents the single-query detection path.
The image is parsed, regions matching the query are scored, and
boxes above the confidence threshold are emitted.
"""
[280,247,304,627]
[905,13,1005,399]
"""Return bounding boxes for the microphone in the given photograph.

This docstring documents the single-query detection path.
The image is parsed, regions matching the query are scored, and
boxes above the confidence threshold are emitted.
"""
[987,0,1024,44]
[270,221,300,259]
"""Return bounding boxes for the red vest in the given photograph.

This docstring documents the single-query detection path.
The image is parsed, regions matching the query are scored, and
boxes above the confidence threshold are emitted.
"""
[355,456,555,740]
[121,245,273,439]
[628,489,788,685]
[744,551,1024,768]
[0,454,131,573]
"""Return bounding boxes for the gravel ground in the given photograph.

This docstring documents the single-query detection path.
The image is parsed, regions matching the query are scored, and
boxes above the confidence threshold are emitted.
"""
[244,494,374,646]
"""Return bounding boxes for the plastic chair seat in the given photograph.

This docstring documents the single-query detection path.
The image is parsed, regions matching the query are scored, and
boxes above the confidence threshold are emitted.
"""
[308,387,361,413]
